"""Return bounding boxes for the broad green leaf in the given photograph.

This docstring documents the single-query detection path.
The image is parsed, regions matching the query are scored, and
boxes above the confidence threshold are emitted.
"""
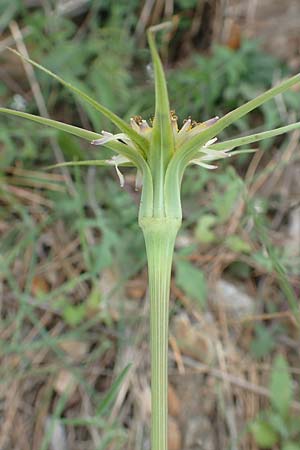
[9,49,148,154]
[210,121,300,151]
[249,419,279,448]
[175,259,207,307]
[270,355,293,417]
[147,26,174,216]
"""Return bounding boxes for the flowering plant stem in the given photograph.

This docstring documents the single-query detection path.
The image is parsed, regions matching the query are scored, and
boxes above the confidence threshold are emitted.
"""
[140,217,181,450]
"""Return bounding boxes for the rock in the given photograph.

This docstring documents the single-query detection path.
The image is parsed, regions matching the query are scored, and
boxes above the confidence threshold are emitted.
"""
[185,416,215,450]
[53,370,77,397]
[211,279,255,319]
[59,340,88,362]
[287,206,300,256]
[172,313,217,363]
[46,417,68,450]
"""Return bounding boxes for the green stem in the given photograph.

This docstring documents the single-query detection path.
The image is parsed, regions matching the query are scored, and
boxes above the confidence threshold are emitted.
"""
[140,217,181,450]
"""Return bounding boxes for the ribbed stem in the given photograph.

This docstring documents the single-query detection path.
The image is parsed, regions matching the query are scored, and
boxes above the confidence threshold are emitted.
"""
[140,217,181,450]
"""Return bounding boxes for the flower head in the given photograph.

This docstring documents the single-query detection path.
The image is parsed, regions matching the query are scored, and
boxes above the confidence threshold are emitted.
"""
[91,112,233,186]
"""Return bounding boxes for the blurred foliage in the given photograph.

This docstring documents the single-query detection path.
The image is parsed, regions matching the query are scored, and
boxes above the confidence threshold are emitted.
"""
[1,2,300,448]
[249,355,300,449]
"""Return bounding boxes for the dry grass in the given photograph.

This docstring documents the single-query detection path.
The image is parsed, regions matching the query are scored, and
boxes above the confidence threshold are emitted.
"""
[1,1,300,449]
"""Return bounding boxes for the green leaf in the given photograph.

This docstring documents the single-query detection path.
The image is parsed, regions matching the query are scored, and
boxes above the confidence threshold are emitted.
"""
[175,259,207,307]
[195,214,217,244]
[96,365,131,416]
[251,205,300,325]
[249,419,279,448]
[210,122,300,151]
[8,48,148,154]
[147,26,174,216]
[228,261,251,279]
[288,416,300,435]
[225,235,251,254]
[250,324,276,359]
[270,355,293,417]
[62,303,86,327]
[212,175,242,222]
[268,412,289,438]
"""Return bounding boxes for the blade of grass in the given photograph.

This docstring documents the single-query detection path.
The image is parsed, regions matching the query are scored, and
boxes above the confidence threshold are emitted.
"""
[8,48,149,154]
[250,203,300,326]
[96,364,131,416]
[40,389,70,450]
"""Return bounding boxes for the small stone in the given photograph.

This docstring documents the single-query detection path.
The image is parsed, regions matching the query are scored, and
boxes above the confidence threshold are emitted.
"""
[59,340,88,362]
[185,416,215,450]
[212,279,255,319]
[53,370,77,397]
[46,417,68,450]
[172,313,216,363]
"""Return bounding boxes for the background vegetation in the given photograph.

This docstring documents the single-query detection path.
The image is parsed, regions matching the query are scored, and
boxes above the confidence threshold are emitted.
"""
[0,1,299,449]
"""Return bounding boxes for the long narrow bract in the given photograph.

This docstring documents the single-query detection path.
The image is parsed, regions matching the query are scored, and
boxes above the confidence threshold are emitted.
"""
[9,49,149,156]
[209,122,300,151]
[147,26,174,217]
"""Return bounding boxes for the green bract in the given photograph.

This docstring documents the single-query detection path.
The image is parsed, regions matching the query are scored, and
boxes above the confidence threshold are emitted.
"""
[1,22,300,450]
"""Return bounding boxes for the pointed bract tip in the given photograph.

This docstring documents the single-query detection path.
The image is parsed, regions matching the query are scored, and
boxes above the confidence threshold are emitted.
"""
[204,116,220,127]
